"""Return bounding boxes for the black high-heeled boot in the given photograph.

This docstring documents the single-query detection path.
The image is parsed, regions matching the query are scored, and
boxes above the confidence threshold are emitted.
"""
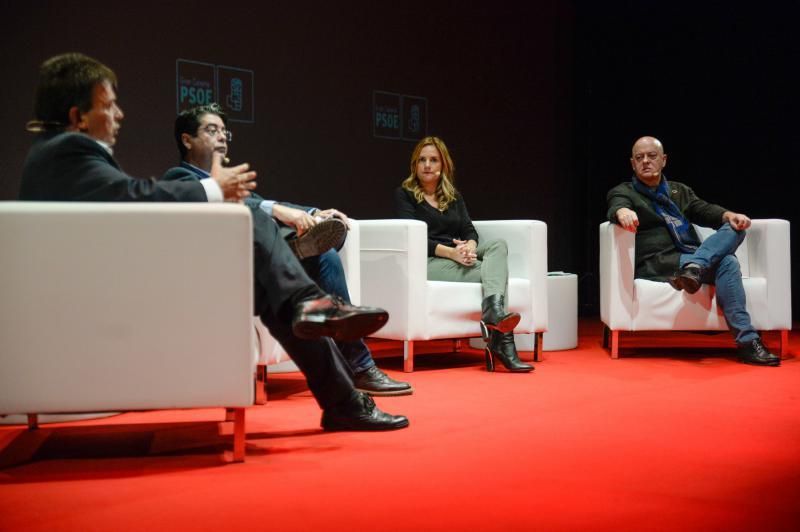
[480,294,521,334]
[480,327,534,373]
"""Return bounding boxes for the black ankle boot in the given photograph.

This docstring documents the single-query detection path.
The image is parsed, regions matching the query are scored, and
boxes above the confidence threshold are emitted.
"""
[484,330,534,373]
[480,294,521,334]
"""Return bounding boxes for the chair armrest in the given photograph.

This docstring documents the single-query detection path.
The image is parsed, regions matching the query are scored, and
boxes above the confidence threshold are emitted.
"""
[745,219,792,328]
[473,220,548,330]
[0,202,255,414]
[338,218,361,305]
[599,221,636,329]
[358,219,429,339]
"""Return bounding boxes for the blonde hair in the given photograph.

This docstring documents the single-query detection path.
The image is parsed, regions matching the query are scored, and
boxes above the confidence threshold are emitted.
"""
[401,136,457,211]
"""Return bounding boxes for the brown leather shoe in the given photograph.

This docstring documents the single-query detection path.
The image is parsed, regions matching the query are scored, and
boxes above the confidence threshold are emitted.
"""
[292,295,388,341]
[353,366,413,396]
[288,217,347,260]
[667,264,703,294]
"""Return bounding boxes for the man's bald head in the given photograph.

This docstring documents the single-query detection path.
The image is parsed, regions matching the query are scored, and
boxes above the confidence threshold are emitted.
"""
[631,136,667,186]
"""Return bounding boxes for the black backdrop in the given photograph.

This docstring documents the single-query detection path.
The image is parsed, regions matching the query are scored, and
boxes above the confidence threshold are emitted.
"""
[1,1,797,317]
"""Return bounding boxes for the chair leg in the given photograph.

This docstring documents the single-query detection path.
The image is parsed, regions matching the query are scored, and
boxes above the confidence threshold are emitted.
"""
[780,330,789,358]
[534,332,543,362]
[254,364,268,405]
[602,326,610,348]
[27,414,38,430]
[610,330,619,359]
[453,339,462,352]
[230,408,246,463]
[403,340,414,372]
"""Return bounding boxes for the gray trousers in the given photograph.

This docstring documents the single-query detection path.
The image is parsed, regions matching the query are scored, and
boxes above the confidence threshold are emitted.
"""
[427,238,510,310]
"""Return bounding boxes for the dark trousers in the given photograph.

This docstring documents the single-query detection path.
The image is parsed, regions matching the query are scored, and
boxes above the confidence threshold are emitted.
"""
[302,250,374,374]
[251,209,355,410]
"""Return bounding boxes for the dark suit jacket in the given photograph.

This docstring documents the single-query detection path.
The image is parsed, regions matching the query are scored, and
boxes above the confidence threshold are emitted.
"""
[20,132,206,202]
[606,179,727,281]
[161,162,314,239]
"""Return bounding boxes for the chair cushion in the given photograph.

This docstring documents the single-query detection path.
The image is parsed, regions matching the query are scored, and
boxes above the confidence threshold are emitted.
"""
[632,277,769,331]
[424,277,531,340]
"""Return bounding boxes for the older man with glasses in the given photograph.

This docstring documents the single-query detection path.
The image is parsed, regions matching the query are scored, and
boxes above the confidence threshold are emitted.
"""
[606,135,780,367]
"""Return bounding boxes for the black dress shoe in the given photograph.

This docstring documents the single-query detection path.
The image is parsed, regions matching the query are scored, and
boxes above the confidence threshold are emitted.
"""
[737,338,781,366]
[353,366,413,396]
[288,218,347,260]
[667,264,703,294]
[321,393,409,431]
[292,295,388,341]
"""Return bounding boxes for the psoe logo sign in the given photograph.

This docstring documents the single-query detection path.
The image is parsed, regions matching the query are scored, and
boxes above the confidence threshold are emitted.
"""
[217,65,254,123]
[402,95,427,141]
[176,59,255,123]
[373,91,401,139]
[176,59,216,111]
[373,90,427,141]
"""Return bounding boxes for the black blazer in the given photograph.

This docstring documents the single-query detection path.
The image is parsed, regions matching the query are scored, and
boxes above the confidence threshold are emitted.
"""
[161,162,314,240]
[20,132,207,202]
[606,179,728,281]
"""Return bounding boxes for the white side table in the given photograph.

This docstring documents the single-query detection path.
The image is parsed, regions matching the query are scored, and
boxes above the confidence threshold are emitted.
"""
[470,272,578,355]
[511,272,578,352]
[541,273,578,350]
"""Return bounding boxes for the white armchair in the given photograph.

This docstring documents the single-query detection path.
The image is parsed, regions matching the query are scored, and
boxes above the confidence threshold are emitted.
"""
[359,219,548,371]
[599,219,791,358]
[0,202,257,462]
[254,219,361,372]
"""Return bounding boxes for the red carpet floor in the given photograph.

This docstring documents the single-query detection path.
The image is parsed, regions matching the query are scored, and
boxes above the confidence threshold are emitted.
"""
[1,320,799,531]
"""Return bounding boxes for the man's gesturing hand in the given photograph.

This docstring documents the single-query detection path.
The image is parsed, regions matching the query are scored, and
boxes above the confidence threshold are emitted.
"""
[211,153,256,202]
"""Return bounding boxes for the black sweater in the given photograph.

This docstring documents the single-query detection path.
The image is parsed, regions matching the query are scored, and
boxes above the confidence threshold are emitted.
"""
[394,187,479,257]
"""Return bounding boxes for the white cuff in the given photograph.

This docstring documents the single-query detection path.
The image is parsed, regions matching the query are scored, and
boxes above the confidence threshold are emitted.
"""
[200,178,223,203]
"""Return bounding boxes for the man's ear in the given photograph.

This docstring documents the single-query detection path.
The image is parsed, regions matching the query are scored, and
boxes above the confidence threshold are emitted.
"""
[67,106,85,131]
[662,153,668,168]
[181,132,193,151]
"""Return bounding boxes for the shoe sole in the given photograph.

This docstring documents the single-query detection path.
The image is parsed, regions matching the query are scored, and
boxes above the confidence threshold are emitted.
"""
[668,275,701,294]
[483,313,521,334]
[293,310,388,341]
[738,357,781,367]
[288,219,346,260]
[321,418,410,431]
[355,386,415,397]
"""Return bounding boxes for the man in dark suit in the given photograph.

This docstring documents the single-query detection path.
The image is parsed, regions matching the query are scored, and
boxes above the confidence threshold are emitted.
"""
[20,52,409,430]
[606,135,780,366]
[161,104,413,396]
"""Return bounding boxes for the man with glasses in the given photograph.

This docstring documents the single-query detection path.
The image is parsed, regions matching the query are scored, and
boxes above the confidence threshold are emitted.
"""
[606,135,780,366]
[20,52,410,430]
[174,112,348,262]
[162,104,413,396]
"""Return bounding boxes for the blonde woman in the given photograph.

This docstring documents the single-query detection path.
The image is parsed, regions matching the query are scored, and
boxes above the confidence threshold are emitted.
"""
[394,137,533,373]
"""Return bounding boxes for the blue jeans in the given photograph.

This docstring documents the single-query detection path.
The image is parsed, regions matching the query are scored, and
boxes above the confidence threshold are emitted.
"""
[679,223,757,344]
[301,249,375,373]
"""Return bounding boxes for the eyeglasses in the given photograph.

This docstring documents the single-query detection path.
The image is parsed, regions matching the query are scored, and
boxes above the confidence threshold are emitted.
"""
[199,124,232,142]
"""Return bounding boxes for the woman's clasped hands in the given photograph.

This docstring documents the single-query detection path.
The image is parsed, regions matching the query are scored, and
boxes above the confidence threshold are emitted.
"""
[452,238,477,267]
